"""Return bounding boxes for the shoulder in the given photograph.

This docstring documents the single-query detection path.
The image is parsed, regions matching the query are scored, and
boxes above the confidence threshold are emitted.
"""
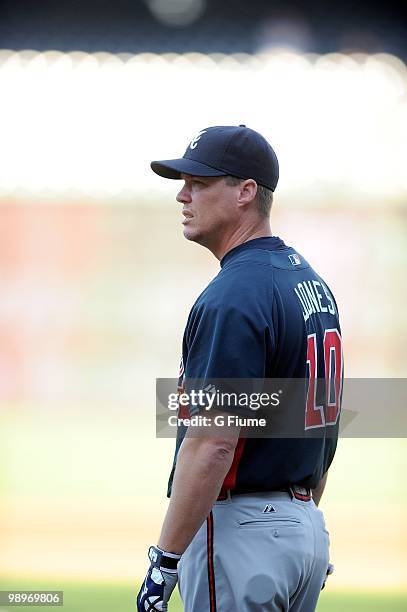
[190,250,275,322]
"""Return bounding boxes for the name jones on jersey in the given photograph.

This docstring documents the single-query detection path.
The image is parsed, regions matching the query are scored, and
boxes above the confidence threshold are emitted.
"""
[293,280,336,322]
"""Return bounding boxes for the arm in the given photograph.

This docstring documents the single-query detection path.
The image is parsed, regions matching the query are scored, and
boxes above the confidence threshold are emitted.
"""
[136,416,240,611]
[312,470,328,506]
[157,418,240,553]
[159,293,264,551]
[138,298,261,610]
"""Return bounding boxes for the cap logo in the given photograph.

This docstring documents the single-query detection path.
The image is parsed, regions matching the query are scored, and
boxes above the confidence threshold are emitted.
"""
[189,129,207,150]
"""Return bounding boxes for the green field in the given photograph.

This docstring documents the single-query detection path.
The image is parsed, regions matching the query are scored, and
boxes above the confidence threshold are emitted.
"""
[0,581,406,611]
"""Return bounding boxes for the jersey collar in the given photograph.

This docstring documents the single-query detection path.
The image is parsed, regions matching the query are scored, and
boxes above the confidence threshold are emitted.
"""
[220,236,286,268]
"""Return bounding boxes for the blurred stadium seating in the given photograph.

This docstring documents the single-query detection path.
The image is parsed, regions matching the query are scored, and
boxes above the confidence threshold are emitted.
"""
[0,0,406,58]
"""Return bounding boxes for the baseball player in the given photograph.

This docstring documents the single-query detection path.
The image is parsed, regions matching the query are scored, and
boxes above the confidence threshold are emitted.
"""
[137,125,343,611]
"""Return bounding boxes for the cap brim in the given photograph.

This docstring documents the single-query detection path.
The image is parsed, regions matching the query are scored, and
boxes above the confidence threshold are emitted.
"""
[150,158,227,180]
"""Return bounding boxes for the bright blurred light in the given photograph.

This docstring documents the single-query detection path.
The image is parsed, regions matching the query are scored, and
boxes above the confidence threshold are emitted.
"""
[0,49,406,203]
[145,0,206,26]
[255,16,312,53]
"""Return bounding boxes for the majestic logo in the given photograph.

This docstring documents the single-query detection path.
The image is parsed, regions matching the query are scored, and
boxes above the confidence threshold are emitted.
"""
[263,504,276,513]
[190,129,207,149]
[288,253,301,266]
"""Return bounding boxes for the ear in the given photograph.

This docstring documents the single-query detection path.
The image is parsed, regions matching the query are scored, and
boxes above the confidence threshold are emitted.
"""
[237,179,257,208]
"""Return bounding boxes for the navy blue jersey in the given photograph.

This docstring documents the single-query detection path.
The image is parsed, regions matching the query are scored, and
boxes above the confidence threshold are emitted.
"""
[167,236,343,497]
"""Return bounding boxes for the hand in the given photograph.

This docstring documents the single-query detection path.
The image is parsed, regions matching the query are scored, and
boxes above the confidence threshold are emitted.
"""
[321,563,334,590]
[136,546,181,611]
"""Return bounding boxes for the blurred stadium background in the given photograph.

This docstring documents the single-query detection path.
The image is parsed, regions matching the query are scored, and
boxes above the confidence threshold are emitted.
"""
[0,1,406,610]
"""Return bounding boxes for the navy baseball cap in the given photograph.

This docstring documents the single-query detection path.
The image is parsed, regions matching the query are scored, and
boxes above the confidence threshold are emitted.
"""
[151,125,279,192]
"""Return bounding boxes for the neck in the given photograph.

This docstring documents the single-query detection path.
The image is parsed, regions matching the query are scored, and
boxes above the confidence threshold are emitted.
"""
[210,218,272,261]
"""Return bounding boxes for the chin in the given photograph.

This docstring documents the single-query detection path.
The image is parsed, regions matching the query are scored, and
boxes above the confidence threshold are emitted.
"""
[183,227,203,243]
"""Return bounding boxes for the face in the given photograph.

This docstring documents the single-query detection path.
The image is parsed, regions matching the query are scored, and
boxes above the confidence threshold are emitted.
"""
[176,174,240,247]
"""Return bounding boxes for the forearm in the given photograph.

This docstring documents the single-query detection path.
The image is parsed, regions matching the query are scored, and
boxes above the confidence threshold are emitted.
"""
[312,471,328,506]
[157,437,235,554]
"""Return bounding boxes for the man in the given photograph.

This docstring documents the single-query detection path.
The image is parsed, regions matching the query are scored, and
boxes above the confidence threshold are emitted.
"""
[137,125,342,611]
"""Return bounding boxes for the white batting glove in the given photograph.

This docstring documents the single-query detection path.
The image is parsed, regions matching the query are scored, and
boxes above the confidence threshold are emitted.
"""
[136,545,181,611]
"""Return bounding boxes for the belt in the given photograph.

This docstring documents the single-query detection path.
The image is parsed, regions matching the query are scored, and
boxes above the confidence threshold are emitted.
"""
[217,485,312,502]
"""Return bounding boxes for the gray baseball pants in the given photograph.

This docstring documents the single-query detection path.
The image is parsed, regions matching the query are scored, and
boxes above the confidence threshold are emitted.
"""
[177,490,329,611]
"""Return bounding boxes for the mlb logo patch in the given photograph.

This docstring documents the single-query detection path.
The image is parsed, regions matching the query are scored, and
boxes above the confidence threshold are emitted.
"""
[288,253,301,266]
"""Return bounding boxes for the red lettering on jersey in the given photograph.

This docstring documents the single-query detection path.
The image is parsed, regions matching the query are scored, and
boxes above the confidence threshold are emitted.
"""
[305,334,325,428]
[305,328,343,429]
[324,329,343,425]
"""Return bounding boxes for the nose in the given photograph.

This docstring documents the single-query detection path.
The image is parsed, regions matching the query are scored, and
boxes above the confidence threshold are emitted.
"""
[176,182,191,204]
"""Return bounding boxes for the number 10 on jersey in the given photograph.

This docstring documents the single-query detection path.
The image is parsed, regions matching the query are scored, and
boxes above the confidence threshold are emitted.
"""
[305,328,343,429]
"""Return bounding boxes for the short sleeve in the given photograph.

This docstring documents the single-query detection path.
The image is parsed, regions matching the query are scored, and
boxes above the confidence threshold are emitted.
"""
[185,302,270,379]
